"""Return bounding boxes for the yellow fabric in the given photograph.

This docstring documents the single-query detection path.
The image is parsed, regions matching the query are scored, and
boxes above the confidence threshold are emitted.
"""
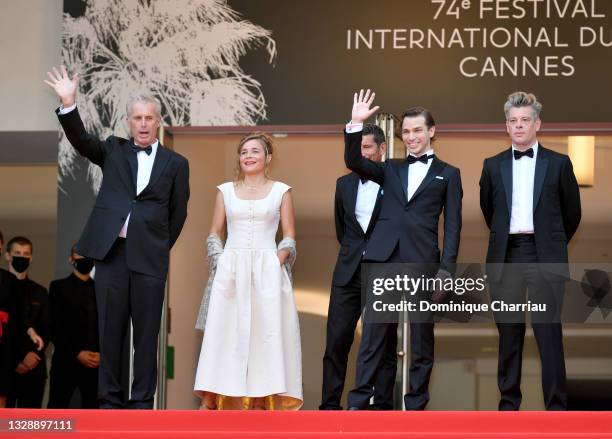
[198,391,301,411]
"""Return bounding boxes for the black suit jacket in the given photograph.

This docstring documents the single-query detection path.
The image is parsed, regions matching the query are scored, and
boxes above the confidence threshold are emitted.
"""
[344,131,462,273]
[49,274,98,362]
[479,145,581,282]
[13,277,50,377]
[57,108,190,279]
[332,172,383,286]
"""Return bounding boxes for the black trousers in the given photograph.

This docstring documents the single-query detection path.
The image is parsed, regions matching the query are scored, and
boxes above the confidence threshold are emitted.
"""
[95,238,166,409]
[347,320,433,410]
[493,234,567,410]
[6,369,46,408]
[320,268,397,410]
[47,357,98,409]
[347,247,434,411]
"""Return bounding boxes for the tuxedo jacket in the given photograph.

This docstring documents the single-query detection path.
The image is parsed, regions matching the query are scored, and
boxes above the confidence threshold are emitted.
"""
[344,130,462,273]
[332,172,383,287]
[479,145,581,282]
[57,108,190,279]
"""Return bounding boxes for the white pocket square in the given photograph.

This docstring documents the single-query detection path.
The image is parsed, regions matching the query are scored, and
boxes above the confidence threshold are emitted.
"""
[435,176,444,180]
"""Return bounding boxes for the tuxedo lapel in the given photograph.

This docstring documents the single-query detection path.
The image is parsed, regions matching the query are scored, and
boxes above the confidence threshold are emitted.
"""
[365,186,383,236]
[533,146,549,212]
[500,149,513,213]
[140,145,171,196]
[408,158,445,203]
[397,161,409,202]
[114,140,138,196]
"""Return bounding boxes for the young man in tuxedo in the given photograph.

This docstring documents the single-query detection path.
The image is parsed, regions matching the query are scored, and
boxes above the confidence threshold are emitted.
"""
[5,236,49,408]
[479,91,581,410]
[48,246,99,409]
[345,90,462,410]
[320,124,397,410]
[45,66,190,409]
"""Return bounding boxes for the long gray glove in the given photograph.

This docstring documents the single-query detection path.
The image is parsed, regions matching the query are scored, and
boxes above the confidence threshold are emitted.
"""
[195,234,224,331]
[278,237,297,285]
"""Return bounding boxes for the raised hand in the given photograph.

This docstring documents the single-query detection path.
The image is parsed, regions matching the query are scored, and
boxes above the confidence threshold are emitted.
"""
[351,89,380,123]
[43,65,79,107]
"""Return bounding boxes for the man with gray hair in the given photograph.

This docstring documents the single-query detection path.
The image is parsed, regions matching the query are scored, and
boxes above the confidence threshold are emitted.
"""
[479,91,581,410]
[44,66,190,409]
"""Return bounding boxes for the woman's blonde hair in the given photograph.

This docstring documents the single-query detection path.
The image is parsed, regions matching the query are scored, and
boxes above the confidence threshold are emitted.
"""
[234,132,274,181]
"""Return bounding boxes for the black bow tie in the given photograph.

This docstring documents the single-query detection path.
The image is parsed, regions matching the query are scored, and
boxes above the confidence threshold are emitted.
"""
[407,154,434,165]
[360,177,368,184]
[513,148,534,160]
[131,145,153,156]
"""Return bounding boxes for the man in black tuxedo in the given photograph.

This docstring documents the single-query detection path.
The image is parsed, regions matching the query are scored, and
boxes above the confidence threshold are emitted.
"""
[345,90,462,410]
[48,246,99,409]
[320,124,397,410]
[479,91,581,410]
[45,66,190,409]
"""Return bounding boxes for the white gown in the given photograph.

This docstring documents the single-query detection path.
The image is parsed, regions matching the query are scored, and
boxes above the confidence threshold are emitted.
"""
[194,181,303,410]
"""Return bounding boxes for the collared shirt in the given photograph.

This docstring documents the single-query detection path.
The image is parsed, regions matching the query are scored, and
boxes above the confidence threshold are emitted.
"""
[59,104,159,238]
[407,149,434,201]
[509,141,539,234]
[344,122,381,233]
[118,139,158,237]
[355,178,380,233]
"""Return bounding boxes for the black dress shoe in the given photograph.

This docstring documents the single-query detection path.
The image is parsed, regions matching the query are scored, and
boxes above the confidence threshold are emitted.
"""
[99,401,124,409]
[127,398,154,409]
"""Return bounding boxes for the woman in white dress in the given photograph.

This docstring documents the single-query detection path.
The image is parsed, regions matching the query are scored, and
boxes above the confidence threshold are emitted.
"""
[194,133,303,410]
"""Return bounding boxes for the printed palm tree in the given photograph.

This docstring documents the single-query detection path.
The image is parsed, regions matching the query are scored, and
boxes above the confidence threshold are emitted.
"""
[59,0,277,192]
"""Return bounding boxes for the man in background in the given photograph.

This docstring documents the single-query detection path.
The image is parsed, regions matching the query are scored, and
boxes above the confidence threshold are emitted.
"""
[5,236,49,408]
[48,245,99,408]
[321,124,397,410]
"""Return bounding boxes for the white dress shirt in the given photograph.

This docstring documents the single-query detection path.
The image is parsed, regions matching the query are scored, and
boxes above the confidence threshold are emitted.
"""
[344,122,381,232]
[355,179,380,233]
[58,104,159,238]
[509,142,538,234]
[345,121,364,133]
[407,149,434,201]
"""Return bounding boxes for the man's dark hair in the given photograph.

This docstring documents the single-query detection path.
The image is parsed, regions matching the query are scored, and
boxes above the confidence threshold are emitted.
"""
[363,123,386,147]
[7,236,33,254]
[401,107,436,129]
[0,230,3,246]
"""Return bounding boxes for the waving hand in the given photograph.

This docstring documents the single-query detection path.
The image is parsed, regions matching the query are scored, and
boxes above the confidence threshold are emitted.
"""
[351,89,380,123]
[43,65,79,108]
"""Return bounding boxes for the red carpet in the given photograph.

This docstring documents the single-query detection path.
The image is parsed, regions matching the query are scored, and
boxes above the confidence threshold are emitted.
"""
[1,409,612,438]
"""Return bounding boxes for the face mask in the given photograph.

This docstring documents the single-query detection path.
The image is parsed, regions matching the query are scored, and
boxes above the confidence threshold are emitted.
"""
[11,256,30,274]
[73,258,94,275]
